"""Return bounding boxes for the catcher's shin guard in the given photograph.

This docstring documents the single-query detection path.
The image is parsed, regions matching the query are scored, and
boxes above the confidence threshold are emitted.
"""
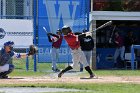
[0,64,14,78]
[58,66,73,78]
[85,66,94,78]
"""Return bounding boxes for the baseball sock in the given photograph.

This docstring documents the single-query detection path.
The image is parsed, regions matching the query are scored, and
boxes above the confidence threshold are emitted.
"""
[61,66,73,73]
[85,66,93,76]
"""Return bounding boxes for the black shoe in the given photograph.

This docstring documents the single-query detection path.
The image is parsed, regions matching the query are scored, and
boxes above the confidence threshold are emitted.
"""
[52,68,60,72]
[52,67,54,71]
[0,75,8,79]
[90,74,95,79]
[58,71,63,78]
[54,68,60,72]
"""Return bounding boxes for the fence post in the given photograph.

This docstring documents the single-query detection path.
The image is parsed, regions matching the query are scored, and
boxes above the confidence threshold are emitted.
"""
[34,54,37,72]
[26,48,29,71]
[33,0,37,72]
[87,0,90,31]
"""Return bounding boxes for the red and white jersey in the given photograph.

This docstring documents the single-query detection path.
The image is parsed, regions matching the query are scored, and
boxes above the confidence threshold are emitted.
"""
[52,37,58,42]
[52,35,63,48]
[64,32,80,50]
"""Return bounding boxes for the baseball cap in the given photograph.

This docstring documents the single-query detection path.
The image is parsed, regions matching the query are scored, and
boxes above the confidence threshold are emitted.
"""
[83,29,88,33]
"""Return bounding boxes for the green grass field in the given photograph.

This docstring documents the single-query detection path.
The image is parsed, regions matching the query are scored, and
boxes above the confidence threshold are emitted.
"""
[1,58,140,93]
[12,57,140,76]
[1,83,140,93]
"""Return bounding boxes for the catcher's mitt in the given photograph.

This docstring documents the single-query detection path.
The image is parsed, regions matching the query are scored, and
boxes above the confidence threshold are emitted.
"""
[27,45,37,56]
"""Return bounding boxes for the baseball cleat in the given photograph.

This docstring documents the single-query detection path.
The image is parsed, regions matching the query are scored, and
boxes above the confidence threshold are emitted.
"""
[55,68,60,72]
[58,71,63,78]
[52,68,60,72]
[0,75,8,79]
[90,74,95,79]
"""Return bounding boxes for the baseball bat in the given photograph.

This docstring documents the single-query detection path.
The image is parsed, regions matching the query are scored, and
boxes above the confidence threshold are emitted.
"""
[83,21,112,36]
[109,25,116,43]
[93,21,112,32]
[43,27,48,33]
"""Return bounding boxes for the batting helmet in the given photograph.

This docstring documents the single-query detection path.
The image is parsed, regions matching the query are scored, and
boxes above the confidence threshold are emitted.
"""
[56,29,62,33]
[62,25,72,35]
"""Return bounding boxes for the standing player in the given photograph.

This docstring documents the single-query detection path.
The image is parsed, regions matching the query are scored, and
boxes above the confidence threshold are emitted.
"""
[124,31,137,53]
[58,26,95,78]
[114,31,125,68]
[79,29,94,71]
[0,41,35,79]
[47,29,63,72]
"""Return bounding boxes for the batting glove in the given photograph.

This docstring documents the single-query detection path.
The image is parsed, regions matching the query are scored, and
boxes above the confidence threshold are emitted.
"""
[85,32,92,36]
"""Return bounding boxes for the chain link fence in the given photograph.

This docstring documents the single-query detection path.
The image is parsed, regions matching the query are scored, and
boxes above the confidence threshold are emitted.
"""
[37,0,90,72]
[0,0,35,72]
[0,0,33,19]
[0,0,91,73]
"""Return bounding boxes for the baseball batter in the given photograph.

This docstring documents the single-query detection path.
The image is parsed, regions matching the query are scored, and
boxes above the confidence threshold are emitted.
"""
[47,29,63,72]
[58,26,95,78]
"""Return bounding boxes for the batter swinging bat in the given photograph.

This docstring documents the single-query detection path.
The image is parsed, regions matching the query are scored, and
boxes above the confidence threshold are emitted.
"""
[93,21,112,32]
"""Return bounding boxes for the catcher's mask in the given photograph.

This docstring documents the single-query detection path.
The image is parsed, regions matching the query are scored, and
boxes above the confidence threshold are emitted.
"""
[62,25,72,35]
[4,41,14,51]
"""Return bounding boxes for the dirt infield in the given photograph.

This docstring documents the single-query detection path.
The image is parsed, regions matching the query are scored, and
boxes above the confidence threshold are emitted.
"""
[1,73,140,85]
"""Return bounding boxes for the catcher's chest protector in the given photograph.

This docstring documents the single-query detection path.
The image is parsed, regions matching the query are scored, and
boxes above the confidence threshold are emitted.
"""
[0,49,13,66]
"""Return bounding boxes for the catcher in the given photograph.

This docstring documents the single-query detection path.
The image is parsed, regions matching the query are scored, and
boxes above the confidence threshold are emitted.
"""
[58,26,95,78]
[0,41,36,79]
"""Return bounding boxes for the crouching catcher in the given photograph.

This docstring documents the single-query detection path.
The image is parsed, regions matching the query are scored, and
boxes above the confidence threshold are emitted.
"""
[0,41,37,79]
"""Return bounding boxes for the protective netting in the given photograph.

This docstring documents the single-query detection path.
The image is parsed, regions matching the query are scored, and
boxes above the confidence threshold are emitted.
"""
[37,0,90,72]
[0,0,90,72]
[0,0,34,72]
[0,0,33,19]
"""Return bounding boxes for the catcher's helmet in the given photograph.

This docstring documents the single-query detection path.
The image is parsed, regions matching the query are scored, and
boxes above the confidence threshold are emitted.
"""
[4,41,14,50]
[62,25,72,35]
[4,41,14,46]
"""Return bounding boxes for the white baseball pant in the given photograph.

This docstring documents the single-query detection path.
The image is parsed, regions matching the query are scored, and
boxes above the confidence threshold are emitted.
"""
[51,47,59,70]
[0,64,9,73]
[71,48,89,69]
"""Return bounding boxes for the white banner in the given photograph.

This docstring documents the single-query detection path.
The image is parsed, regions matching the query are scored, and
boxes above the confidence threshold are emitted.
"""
[0,19,33,48]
